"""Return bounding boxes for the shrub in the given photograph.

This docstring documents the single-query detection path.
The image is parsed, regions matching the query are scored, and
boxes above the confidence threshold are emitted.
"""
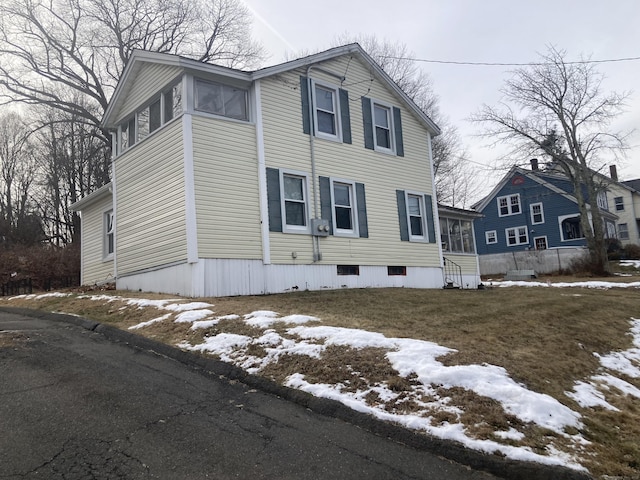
[623,243,640,260]
[0,244,80,291]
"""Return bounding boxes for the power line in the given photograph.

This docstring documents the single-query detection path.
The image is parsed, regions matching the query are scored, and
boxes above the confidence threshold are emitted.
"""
[379,55,640,67]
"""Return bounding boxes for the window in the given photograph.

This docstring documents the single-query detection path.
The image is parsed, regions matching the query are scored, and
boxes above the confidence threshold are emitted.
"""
[615,196,625,211]
[485,230,497,244]
[373,103,393,152]
[396,190,434,243]
[597,191,609,210]
[337,265,359,276]
[195,79,248,120]
[559,215,584,241]
[534,237,548,250]
[117,80,182,155]
[497,194,521,216]
[331,180,358,236]
[505,226,529,246]
[440,218,475,253]
[362,97,404,156]
[407,194,426,240]
[530,203,544,224]
[313,83,340,140]
[104,210,114,258]
[387,266,406,276]
[163,82,182,123]
[619,223,630,240]
[149,98,161,133]
[280,172,310,233]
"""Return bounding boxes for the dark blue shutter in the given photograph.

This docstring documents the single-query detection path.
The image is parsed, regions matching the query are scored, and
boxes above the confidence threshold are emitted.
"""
[424,194,436,243]
[319,176,333,234]
[362,97,374,150]
[396,190,409,241]
[266,168,282,232]
[339,89,351,144]
[300,76,311,135]
[356,183,368,238]
[393,107,404,157]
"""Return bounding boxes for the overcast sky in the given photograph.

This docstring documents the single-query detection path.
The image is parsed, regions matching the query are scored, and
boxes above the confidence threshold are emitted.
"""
[244,0,640,200]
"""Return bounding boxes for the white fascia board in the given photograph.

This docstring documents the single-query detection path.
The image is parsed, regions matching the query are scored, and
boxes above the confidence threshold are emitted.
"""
[70,182,113,211]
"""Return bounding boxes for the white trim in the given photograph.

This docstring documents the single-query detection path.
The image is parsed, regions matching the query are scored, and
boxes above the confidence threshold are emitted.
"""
[102,208,114,261]
[329,178,359,238]
[370,98,395,154]
[182,113,198,263]
[533,236,548,250]
[426,133,443,267]
[111,164,118,280]
[404,190,429,243]
[485,230,498,244]
[530,202,545,225]
[310,79,342,142]
[279,169,312,234]
[497,193,521,217]
[505,225,529,246]
[558,213,585,242]
[254,80,271,264]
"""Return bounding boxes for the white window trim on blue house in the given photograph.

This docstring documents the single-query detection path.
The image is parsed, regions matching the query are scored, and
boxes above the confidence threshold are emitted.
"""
[497,194,521,217]
[505,225,529,246]
[530,202,545,225]
[485,230,497,244]
[558,214,585,242]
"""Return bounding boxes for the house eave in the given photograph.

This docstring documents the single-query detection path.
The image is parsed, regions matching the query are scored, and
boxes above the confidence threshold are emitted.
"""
[70,182,113,211]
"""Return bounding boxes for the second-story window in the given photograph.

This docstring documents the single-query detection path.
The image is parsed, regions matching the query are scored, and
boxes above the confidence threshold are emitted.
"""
[195,79,248,121]
[497,194,521,216]
[373,103,393,151]
[615,196,624,211]
[313,83,341,140]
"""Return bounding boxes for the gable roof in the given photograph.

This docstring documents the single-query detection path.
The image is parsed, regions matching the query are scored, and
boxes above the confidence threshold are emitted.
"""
[103,44,440,135]
[472,166,579,212]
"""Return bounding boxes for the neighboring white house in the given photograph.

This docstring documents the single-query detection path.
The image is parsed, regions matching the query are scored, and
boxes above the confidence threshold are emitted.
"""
[72,44,482,296]
[607,167,640,246]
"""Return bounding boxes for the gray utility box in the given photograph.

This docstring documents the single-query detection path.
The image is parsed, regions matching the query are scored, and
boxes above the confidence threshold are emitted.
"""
[311,218,331,237]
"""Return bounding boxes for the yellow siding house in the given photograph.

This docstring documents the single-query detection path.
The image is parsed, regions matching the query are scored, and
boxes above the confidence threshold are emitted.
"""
[72,44,482,296]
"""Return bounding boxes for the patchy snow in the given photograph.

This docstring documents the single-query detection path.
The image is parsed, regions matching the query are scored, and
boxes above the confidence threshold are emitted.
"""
[566,318,640,412]
[620,260,640,269]
[129,313,172,330]
[492,280,640,289]
[12,279,640,473]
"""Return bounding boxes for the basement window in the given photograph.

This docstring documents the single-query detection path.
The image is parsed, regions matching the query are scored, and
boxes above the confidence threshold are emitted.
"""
[337,265,359,276]
[387,266,406,276]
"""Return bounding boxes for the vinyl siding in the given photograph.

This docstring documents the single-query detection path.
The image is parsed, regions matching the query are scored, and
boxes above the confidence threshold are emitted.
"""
[81,195,114,284]
[443,253,479,277]
[115,120,187,274]
[260,56,439,267]
[115,63,182,124]
[191,115,262,259]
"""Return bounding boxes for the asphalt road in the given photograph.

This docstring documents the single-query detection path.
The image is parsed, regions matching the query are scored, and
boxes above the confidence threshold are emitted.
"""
[0,309,586,480]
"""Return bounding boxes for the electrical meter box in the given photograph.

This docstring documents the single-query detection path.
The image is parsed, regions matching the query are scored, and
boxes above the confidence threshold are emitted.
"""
[311,218,331,237]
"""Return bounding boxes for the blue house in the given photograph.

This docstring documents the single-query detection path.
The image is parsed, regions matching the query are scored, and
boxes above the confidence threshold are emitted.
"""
[472,161,618,255]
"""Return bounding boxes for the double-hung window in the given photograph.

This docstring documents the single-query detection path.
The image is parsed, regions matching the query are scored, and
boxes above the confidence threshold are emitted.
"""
[530,203,544,224]
[506,226,528,246]
[280,172,310,233]
[407,194,427,240]
[373,102,393,152]
[485,230,497,244]
[497,194,521,216]
[619,223,630,240]
[331,180,358,237]
[104,210,114,259]
[615,196,624,211]
[313,82,341,141]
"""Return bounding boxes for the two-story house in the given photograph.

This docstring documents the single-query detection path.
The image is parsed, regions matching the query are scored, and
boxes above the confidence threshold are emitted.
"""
[72,44,483,296]
[472,160,618,260]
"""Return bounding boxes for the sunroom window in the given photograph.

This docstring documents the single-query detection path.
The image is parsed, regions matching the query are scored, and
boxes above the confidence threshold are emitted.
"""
[195,79,248,121]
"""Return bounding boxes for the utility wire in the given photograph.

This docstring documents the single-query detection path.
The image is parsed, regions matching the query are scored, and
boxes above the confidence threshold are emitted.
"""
[379,55,640,67]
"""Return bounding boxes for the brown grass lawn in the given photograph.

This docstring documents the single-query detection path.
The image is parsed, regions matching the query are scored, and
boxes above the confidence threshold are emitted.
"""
[3,277,640,479]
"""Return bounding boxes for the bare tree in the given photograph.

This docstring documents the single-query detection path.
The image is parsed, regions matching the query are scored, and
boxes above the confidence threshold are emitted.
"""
[471,46,630,275]
[0,0,265,133]
[332,34,474,206]
[0,111,42,245]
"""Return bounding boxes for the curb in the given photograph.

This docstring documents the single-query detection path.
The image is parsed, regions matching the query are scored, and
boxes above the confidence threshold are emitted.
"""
[2,306,593,480]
